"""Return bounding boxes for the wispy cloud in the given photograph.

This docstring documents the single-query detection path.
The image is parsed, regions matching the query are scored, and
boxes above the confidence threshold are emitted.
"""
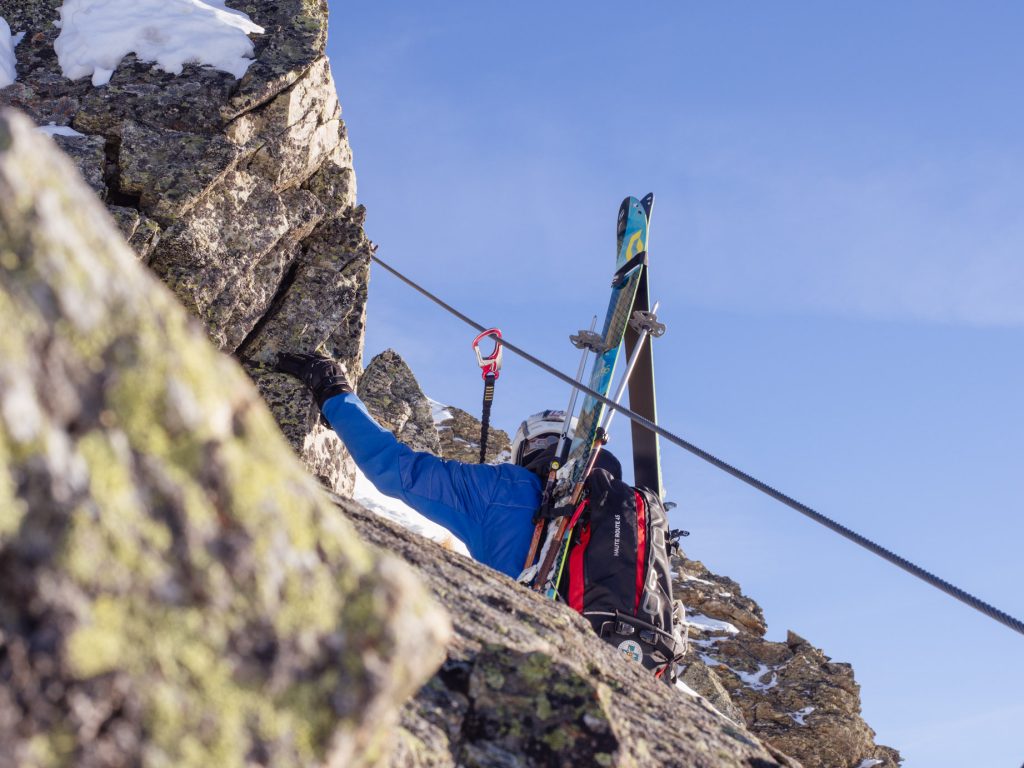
[673,146,1024,327]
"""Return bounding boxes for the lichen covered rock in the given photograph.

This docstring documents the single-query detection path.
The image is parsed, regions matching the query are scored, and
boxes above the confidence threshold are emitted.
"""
[336,496,802,768]
[0,110,449,768]
[0,0,366,495]
[358,350,442,456]
[357,348,511,465]
[435,404,511,465]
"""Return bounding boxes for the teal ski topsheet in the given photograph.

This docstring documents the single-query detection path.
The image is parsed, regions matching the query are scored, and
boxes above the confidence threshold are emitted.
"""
[554,196,649,506]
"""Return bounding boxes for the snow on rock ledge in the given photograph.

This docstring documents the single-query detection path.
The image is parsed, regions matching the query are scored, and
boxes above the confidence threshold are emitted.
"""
[674,557,902,767]
[0,0,364,497]
[0,17,16,87]
[54,0,264,86]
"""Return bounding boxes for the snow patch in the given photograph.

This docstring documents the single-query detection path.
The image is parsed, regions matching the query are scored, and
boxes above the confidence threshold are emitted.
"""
[699,653,781,693]
[789,705,815,725]
[856,761,884,768]
[674,679,702,697]
[675,676,742,727]
[426,397,453,425]
[688,636,719,649]
[682,574,716,586]
[0,17,17,88]
[38,122,87,138]
[733,663,779,692]
[353,466,469,556]
[686,613,740,635]
[53,0,264,87]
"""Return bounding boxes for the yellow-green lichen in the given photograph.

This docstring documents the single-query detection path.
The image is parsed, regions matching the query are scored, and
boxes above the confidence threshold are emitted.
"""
[68,592,345,768]
[66,596,128,678]
[62,432,173,591]
[0,113,446,768]
[535,693,553,720]
[542,728,572,752]
[23,725,76,768]
[519,651,554,686]
[0,436,26,540]
[482,664,506,691]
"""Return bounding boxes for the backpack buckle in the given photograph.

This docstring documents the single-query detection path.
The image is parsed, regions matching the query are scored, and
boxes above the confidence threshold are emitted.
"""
[615,621,636,637]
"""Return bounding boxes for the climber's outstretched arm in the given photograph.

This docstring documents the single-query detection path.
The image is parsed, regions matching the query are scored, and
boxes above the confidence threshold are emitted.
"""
[320,392,495,551]
[273,353,494,552]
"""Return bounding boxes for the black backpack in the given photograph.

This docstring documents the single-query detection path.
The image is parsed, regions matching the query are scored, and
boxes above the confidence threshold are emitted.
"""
[558,468,687,680]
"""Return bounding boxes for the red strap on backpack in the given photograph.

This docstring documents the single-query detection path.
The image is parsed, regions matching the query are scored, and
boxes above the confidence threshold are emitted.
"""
[634,491,647,615]
[567,499,590,612]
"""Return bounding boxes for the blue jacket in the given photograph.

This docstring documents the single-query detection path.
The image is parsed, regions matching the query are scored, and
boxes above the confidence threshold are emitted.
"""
[322,393,541,578]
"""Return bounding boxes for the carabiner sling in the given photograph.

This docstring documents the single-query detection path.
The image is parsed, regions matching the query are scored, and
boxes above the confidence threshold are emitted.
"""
[472,328,503,463]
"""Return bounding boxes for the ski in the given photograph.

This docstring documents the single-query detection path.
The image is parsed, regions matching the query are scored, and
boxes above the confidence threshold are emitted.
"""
[623,193,663,496]
[528,196,650,592]
[545,300,665,597]
[561,196,649,491]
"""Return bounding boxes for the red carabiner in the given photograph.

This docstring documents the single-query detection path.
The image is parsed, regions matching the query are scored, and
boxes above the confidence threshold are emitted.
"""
[472,328,503,381]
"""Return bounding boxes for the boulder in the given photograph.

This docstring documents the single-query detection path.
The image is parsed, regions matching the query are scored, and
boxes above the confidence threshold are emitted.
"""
[358,350,442,456]
[0,109,450,768]
[336,497,802,768]
[436,405,512,465]
[0,0,366,495]
[675,556,901,767]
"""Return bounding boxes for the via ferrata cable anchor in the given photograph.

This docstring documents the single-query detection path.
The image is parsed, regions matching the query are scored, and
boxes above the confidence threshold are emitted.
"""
[472,328,503,463]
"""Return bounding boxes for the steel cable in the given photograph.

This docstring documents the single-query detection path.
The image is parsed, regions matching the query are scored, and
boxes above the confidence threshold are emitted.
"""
[370,253,1024,637]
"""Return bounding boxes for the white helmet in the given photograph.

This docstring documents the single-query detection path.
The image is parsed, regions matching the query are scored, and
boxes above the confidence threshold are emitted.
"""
[511,410,577,466]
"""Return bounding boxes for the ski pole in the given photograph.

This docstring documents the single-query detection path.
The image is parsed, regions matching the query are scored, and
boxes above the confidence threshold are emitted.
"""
[566,302,663,511]
[522,316,598,572]
[472,328,503,463]
[557,315,598,464]
[534,303,665,593]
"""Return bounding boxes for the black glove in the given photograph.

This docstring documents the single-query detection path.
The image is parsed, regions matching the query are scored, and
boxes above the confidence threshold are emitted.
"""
[275,352,353,410]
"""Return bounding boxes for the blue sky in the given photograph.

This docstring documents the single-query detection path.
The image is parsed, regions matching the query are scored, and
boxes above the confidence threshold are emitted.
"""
[326,4,1024,765]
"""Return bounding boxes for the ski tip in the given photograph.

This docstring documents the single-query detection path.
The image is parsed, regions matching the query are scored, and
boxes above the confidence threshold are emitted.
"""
[641,192,655,217]
[617,197,633,235]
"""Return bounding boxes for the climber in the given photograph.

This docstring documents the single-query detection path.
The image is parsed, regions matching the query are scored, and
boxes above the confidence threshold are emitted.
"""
[274,351,621,578]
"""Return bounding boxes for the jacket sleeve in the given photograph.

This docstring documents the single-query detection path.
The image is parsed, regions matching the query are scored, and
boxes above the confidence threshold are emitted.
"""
[320,392,498,553]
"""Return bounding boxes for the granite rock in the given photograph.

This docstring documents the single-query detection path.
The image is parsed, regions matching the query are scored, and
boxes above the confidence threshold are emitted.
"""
[0,0,364,494]
[0,109,449,768]
[337,497,802,768]
[675,557,901,767]
[358,350,442,456]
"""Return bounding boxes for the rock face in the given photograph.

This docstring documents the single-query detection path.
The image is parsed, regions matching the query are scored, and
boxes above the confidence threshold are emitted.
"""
[436,404,512,465]
[675,558,902,767]
[358,349,512,464]
[358,350,442,455]
[335,497,799,768]
[0,0,367,495]
[0,110,449,768]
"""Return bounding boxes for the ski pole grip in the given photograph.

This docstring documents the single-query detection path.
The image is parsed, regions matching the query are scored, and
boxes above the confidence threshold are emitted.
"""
[472,328,503,381]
